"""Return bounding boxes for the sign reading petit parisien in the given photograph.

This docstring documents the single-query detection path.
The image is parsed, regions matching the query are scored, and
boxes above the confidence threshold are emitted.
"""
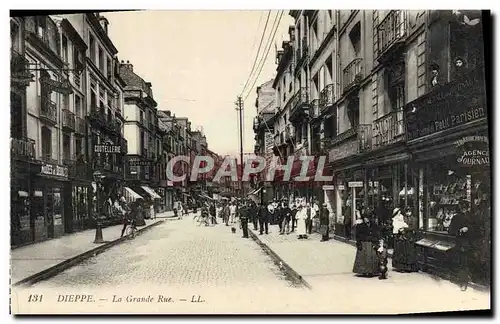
[455,136,490,166]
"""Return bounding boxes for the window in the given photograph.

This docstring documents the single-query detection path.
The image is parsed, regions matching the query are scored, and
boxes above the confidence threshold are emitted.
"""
[140,111,144,124]
[140,130,145,152]
[107,108,112,123]
[89,34,95,63]
[349,22,361,55]
[36,16,47,40]
[11,91,22,138]
[90,90,97,111]
[73,47,83,70]
[10,20,20,52]
[62,35,68,63]
[98,47,104,72]
[63,134,71,160]
[41,126,52,160]
[75,95,82,117]
[75,137,82,156]
[106,57,112,80]
[62,94,69,110]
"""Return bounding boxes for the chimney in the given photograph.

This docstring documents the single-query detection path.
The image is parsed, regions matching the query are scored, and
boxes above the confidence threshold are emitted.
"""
[120,60,133,72]
[165,110,171,117]
[99,16,109,34]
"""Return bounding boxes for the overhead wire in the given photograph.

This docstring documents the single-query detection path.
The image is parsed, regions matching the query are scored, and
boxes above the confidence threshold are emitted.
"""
[242,10,284,102]
[239,11,271,97]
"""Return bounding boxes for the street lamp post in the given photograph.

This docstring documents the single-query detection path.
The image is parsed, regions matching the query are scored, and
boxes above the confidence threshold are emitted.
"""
[93,170,105,244]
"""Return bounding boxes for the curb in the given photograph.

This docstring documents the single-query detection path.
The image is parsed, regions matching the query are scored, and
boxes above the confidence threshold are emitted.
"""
[13,220,164,287]
[248,230,312,290]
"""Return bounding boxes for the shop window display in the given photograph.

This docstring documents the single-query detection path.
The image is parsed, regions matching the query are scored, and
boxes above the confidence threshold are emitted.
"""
[426,169,470,233]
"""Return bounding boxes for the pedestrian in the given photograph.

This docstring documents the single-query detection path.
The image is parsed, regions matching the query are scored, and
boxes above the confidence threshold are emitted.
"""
[121,201,137,237]
[280,200,291,235]
[305,203,313,235]
[209,202,217,225]
[319,203,330,242]
[448,199,477,291]
[229,202,236,224]
[240,202,249,238]
[200,203,210,226]
[258,202,269,235]
[296,203,308,239]
[223,202,230,226]
[392,207,418,273]
[290,204,297,233]
[352,215,380,277]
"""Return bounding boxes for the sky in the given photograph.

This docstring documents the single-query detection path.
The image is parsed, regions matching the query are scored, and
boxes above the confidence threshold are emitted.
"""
[105,10,294,157]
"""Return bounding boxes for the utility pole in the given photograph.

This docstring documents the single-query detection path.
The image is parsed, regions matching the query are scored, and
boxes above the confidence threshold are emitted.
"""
[235,96,244,211]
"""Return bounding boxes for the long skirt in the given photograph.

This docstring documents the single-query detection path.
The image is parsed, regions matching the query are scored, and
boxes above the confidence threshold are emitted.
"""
[353,241,379,275]
[392,235,418,272]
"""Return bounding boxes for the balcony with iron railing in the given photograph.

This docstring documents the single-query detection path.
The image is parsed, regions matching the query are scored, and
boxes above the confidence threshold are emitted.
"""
[62,109,76,132]
[371,110,405,150]
[40,96,57,125]
[75,116,86,135]
[376,10,407,62]
[319,84,335,112]
[310,99,320,119]
[62,153,76,167]
[343,58,363,94]
[326,124,372,157]
[289,87,309,122]
[88,104,106,126]
[11,138,36,161]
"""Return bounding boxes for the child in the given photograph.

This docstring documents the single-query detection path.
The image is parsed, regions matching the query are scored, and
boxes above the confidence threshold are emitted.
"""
[376,238,388,280]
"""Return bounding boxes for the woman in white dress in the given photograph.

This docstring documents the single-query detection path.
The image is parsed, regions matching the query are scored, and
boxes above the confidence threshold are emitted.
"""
[296,203,308,239]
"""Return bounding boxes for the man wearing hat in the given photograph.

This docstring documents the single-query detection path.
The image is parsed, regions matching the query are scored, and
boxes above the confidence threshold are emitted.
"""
[319,203,330,241]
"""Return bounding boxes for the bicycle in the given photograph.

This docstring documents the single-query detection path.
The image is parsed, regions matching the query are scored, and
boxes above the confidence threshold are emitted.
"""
[125,219,137,239]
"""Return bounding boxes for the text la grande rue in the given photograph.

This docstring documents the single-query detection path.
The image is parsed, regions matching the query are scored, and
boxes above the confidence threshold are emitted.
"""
[112,294,205,303]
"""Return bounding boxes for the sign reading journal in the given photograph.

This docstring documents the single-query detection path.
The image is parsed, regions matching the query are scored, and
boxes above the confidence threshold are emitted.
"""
[405,68,487,142]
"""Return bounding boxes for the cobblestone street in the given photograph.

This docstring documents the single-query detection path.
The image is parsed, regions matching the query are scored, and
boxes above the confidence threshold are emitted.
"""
[31,216,298,291]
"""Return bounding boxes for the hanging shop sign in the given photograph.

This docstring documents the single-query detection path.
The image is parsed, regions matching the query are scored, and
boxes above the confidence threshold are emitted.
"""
[39,71,73,95]
[405,67,487,142]
[322,185,335,190]
[328,139,359,162]
[40,163,69,179]
[454,135,490,166]
[94,144,121,153]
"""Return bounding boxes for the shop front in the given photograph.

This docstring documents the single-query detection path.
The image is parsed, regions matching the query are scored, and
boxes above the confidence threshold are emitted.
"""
[405,64,490,286]
[10,156,42,247]
[64,162,92,233]
[327,131,365,241]
[31,162,69,242]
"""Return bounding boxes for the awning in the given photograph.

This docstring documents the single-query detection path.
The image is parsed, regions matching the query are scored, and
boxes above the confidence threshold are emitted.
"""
[141,186,162,199]
[124,187,143,202]
[199,192,213,200]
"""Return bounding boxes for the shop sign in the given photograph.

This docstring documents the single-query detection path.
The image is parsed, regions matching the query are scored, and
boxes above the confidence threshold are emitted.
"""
[322,185,334,190]
[348,181,363,188]
[328,139,359,162]
[405,68,487,142]
[454,135,490,166]
[40,72,73,95]
[94,144,121,153]
[40,163,68,178]
[338,184,345,190]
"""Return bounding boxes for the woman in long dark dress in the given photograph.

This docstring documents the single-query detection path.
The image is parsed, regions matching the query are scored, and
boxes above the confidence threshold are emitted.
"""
[392,207,419,272]
[353,216,380,277]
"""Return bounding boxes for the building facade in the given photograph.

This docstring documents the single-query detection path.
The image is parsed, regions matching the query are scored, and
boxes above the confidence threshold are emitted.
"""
[119,60,162,207]
[260,10,489,285]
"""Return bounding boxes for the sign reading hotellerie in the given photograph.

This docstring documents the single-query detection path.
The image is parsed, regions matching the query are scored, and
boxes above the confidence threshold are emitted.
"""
[405,68,487,142]
[94,144,121,153]
[40,163,68,178]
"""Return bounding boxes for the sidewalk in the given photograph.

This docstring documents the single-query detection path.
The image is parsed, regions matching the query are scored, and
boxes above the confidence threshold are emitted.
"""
[11,219,160,284]
[248,225,490,312]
